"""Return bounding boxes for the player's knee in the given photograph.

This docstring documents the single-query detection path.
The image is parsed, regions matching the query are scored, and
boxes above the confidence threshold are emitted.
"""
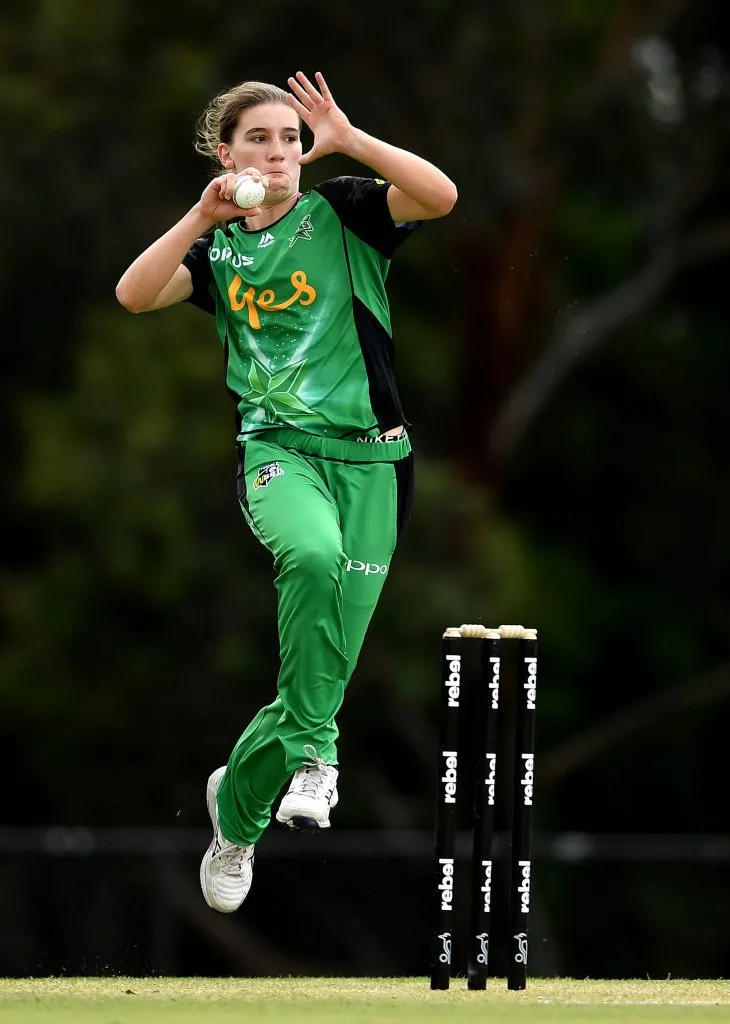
[281,537,342,581]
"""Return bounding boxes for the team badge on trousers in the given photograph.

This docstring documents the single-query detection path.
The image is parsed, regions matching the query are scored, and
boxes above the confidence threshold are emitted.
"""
[253,462,284,489]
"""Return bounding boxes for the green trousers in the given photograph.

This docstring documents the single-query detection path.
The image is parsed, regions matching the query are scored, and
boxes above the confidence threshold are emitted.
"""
[217,430,413,846]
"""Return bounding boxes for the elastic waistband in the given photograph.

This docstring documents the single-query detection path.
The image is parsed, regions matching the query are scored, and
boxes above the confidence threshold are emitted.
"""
[237,428,412,463]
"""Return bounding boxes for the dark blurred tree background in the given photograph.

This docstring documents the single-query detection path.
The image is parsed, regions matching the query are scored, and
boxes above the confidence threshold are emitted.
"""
[2,0,730,979]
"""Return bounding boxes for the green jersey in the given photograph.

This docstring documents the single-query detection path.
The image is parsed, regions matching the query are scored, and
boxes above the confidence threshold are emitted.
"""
[183,176,419,443]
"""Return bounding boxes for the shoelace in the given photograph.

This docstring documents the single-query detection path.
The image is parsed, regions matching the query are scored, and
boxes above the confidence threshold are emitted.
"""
[215,841,252,876]
[290,744,335,798]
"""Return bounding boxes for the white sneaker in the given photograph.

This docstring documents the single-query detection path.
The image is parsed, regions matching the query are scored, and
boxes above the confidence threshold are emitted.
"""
[276,745,339,831]
[200,766,255,913]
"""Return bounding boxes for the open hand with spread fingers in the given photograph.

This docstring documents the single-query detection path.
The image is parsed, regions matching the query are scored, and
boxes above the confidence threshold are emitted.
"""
[287,71,356,166]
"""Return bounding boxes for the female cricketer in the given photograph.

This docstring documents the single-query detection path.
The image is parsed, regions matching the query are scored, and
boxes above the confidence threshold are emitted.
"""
[116,71,457,913]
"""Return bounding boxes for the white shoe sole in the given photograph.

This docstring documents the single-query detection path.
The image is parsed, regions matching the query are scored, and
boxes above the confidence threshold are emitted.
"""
[276,786,339,832]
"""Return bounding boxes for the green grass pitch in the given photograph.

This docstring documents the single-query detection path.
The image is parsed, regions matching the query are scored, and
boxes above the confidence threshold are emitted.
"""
[1,977,729,1023]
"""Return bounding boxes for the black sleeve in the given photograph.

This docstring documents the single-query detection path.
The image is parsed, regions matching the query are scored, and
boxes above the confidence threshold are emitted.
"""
[313,176,420,259]
[182,235,215,314]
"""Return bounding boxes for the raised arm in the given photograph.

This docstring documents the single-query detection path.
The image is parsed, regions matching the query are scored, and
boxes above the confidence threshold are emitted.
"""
[116,209,204,313]
[287,72,458,224]
[115,169,265,313]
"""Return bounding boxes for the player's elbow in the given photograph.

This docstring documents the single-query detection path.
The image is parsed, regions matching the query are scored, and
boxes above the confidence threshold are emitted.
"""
[115,280,149,314]
[422,181,458,220]
[435,181,458,217]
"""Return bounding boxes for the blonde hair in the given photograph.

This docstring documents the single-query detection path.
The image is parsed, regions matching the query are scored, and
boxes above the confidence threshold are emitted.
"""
[195,81,294,168]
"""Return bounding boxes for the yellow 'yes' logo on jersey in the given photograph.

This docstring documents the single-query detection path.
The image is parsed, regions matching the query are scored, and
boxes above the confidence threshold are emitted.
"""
[227,271,317,330]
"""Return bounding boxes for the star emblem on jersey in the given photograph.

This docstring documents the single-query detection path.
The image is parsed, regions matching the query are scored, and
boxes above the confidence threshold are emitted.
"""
[243,357,315,421]
[288,216,314,247]
[258,232,276,249]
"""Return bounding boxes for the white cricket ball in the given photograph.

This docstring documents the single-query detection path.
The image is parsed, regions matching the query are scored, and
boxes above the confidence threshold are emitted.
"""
[233,175,266,210]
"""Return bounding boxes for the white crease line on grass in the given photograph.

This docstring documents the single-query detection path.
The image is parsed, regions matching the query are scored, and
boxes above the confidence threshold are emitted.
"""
[534,999,728,1006]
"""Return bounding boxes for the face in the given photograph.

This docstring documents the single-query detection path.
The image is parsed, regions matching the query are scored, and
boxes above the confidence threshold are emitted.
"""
[218,102,302,204]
